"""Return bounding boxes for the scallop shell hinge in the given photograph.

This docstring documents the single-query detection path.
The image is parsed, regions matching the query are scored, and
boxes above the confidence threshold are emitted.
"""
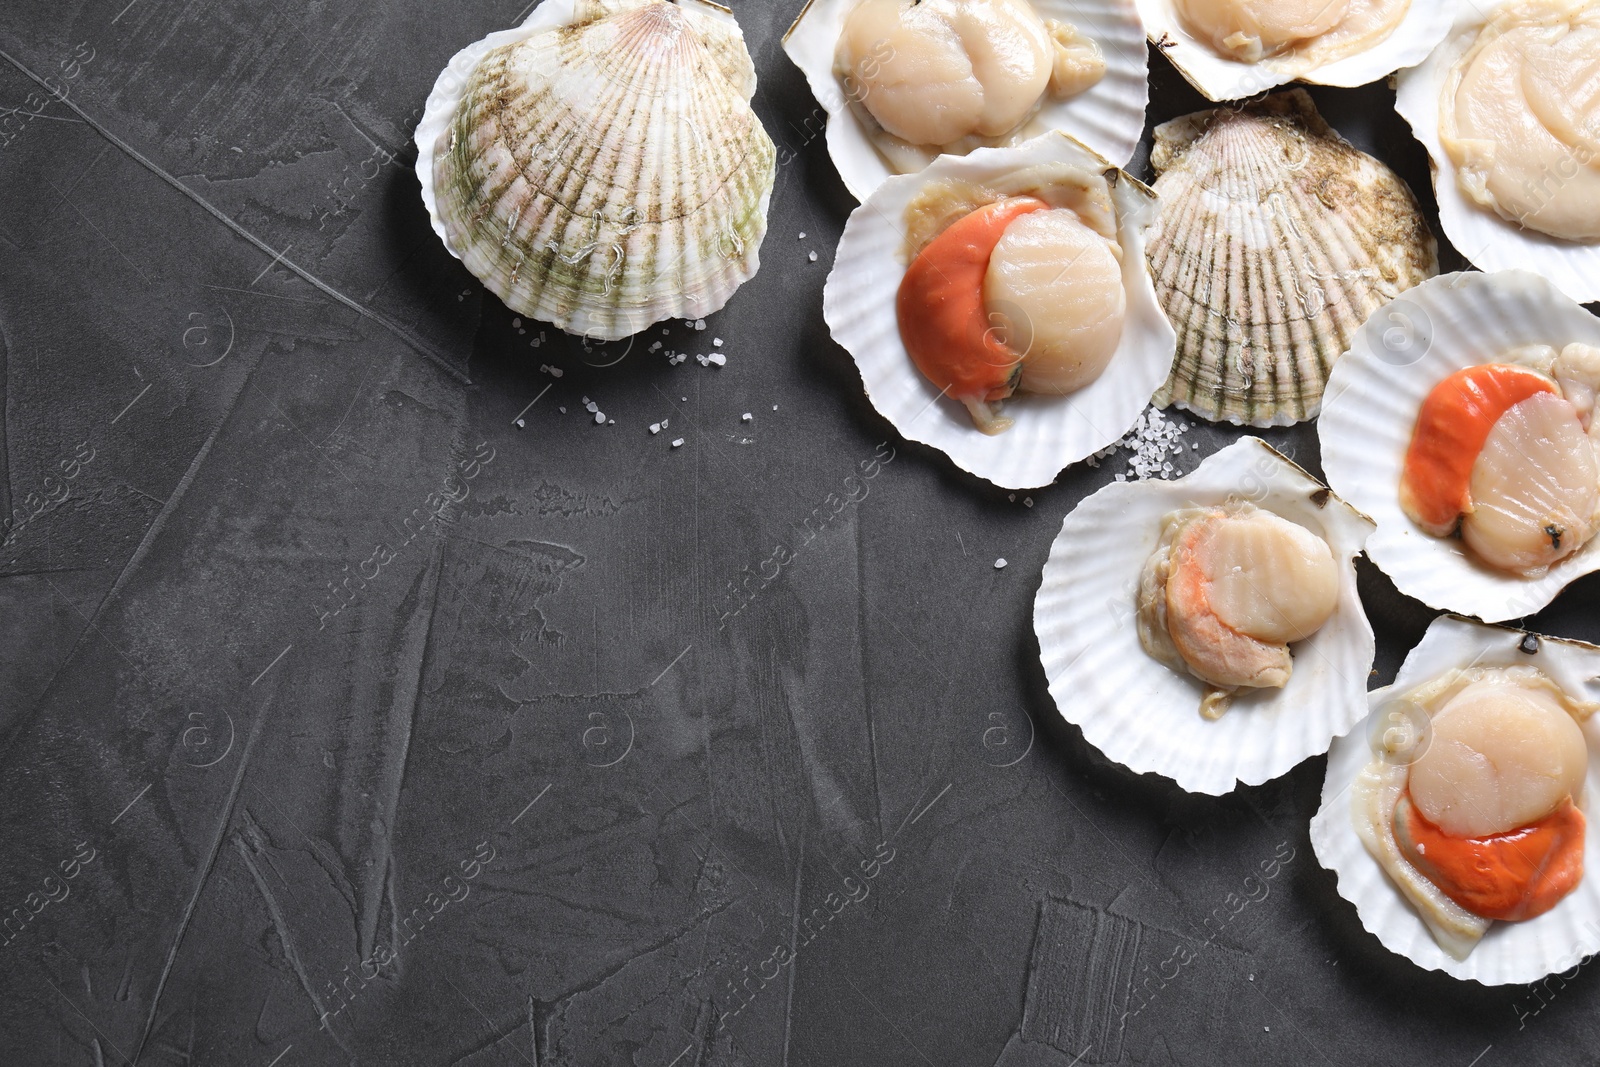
[1146,90,1438,428]
[431,0,777,341]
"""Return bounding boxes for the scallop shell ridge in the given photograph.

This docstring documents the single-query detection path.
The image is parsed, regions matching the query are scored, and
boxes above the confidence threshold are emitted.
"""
[1146,91,1437,428]
[432,0,776,340]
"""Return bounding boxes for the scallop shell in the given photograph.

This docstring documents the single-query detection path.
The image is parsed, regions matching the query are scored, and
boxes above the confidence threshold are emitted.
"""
[1148,90,1438,428]
[1035,437,1376,794]
[782,0,1148,202]
[1319,270,1600,623]
[1312,614,1600,984]
[823,133,1175,490]
[414,0,776,341]
[1395,2,1600,305]
[1139,0,1454,101]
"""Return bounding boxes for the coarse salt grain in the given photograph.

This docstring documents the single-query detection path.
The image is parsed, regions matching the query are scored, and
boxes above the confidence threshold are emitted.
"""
[649,423,662,434]
[671,438,684,448]
[994,558,1008,570]
[808,251,818,262]
[593,412,605,425]
[741,412,752,422]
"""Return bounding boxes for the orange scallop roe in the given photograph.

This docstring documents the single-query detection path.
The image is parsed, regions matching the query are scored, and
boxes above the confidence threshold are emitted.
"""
[896,197,1047,423]
[1399,363,1557,537]
[1395,792,1585,922]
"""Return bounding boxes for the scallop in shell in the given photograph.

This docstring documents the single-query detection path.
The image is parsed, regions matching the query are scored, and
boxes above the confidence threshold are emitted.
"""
[782,0,1148,201]
[414,0,776,341]
[1035,437,1375,794]
[1138,0,1454,102]
[1396,0,1600,304]
[1148,91,1438,428]
[1319,270,1600,622]
[1312,615,1600,984]
[823,132,1175,489]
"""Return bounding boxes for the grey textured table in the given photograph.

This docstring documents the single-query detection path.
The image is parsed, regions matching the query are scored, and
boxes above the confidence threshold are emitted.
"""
[2,2,1598,1065]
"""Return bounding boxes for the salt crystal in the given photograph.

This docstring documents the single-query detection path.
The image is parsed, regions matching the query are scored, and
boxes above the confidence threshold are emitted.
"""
[1023,497,1033,508]
[558,406,567,414]
[671,438,684,448]
[661,418,669,428]
[706,352,727,366]
[681,396,687,401]
[548,367,562,378]
[808,251,818,262]
[798,232,807,239]
[694,319,707,330]
[584,400,598,413]
[650,341,663,352]
[772,405,778,411]
[994,558,1008,570]
[1008,493,1016,502]
[593,412,605,425]
[741,412,752,422]
[713,338,724,347]
[512,317,522,327]
[649,423,662,434]
[607,418,615,425]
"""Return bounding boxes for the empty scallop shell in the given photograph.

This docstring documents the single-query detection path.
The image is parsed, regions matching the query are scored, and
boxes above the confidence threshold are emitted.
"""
[1319,270,1600,622]
[1035,437,1375,794]
[823,132,1175,490]
[782,0,1148,202]
[414,0,776,341]
[1396,2,1600,305]
[1312,614,1600,984]
[1148,90,1438,428]
[1139,0,1454,101]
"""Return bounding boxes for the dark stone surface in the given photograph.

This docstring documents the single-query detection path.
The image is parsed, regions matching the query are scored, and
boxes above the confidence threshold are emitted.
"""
[1,1,1597,1065]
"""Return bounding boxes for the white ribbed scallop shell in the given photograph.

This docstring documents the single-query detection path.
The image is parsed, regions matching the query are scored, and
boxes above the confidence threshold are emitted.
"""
[823,133,1175,490]
[1035,437,1375,794]
[782,0,1148,201]
[1395,3,1600,305]
[1138,0,1454,101]
[1149,91,1437,428]
[1318,270,1600,623]
[414,0,775,341]
[1312,615,1600,984]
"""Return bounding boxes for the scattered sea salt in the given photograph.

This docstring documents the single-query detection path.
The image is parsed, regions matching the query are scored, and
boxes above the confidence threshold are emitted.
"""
[558,406,567,414]
[698,352,727,367]
[1084,407,1191,481]
[649,422,662,434]
[694,319,707,331]
[713,338,723,347]
[649,341,663,353]
[741,412,752,422]
[584,399,598,413]
[994,558,1008,570]
[671,438,684,448]
[1023,497,1033,508]
[798,232,807,239]
[772,405,778,411]
[593,412,606,425]
[808,251,818,262]
[512,317,522,327]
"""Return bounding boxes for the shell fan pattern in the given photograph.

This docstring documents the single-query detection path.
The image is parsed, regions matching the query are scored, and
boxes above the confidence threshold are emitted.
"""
[1147,91,1437,427]
[431,0,777,341]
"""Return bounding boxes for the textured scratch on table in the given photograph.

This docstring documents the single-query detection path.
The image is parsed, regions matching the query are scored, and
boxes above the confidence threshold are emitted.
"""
[132,691,276,1065]
[0,331,258,755]
[0,45,471,386]
[854,516,885,843]
[1019,897,1142,1065]
[779,825,805,1067]
[232,810,354,1056]
[362,540,444,961]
